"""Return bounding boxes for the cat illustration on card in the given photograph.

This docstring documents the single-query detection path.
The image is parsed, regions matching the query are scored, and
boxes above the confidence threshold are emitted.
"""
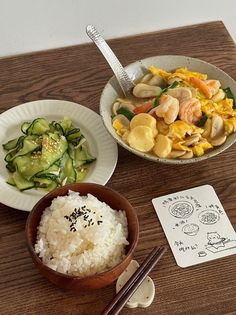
[206,232,236,253]
[207,232,226,249]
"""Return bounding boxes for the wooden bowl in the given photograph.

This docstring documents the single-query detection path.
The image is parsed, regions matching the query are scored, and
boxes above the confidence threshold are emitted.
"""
[25,183,139,290]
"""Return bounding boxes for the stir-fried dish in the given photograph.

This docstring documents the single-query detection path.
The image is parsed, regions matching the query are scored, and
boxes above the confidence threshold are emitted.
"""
[111,66,236,159]
[2,117,96,191]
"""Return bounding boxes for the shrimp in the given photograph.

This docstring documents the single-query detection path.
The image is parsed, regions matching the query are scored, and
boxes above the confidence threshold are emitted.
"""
[189,77,220,99]
[155,94,179,124]
[205,80,221,97]
[179,98,202,124]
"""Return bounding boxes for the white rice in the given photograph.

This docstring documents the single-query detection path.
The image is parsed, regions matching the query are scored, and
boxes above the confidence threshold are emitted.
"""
[34,190,129,276]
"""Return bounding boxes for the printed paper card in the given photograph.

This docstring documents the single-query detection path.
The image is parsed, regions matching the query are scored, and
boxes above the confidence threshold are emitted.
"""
[152,185,236,267]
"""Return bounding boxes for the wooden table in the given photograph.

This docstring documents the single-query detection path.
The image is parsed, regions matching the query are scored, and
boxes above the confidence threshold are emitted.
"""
[1,21,236,315]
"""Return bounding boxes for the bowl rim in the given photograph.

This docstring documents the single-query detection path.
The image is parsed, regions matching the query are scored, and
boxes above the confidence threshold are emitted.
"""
[25,182,139,280]
[99,55,236,164]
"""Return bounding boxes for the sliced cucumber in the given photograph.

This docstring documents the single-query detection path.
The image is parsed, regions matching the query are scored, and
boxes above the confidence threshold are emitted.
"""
[74,142,96,167]
[26,118,50,135]
[6,162,16,172]
[14,134,67,180]
[66,128,82,145]
[3,138,19,151]
[34,176,58,191]
[21,122,31,134]
[3,135,25,154]
[6,176,16,186]
[75,168,89,182]
[43,180,57,191]
[6,136,40,162]
[60,116,72,133]
[49,121,64,135]
[59,152,76,184]
[3,117,96,192]
[36,164,60,179]
[41,134,68,166]
[13,171,35,191]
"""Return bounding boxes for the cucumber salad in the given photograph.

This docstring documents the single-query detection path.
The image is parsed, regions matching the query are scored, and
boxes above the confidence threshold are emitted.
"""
[2,117,96,191]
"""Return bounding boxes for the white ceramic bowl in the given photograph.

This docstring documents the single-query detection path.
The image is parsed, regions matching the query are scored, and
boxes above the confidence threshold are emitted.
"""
[100,55,236,164]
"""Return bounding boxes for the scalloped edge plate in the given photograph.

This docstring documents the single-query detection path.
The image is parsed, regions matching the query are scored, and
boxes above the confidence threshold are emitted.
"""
[0,99,118,211]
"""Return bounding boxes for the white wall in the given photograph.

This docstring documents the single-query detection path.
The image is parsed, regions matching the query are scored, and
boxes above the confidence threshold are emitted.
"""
[0,0,235,57]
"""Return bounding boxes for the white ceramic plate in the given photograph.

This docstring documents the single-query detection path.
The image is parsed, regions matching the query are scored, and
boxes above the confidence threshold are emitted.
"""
[0,99,118,211]
[100,55,236,164]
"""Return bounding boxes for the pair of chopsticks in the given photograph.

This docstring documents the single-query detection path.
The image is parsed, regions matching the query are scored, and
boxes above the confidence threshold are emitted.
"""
[101,245,167,315]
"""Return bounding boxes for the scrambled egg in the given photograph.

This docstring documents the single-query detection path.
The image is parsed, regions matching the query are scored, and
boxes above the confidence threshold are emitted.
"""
[149,66,207,81]
[216,99,235,117]
[168,120,203,140]
[200,98,235,118]
[192,140,213,157]
[112,119,128,136]
[172,141,192,152]
[224,117,236,134]
[167,120,213,156]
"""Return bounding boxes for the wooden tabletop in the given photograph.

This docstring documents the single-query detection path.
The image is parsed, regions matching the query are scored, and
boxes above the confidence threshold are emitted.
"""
[1,21,236,315]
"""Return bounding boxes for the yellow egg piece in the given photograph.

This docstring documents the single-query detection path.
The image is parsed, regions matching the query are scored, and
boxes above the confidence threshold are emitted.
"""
[200,98,235,118]
[148,66,172,80]
[192,140,213,157]
[168,120,193,139]
[174,67,207,80]
[172,142,192,152]
[191,125,204,135]
[113,119,123,131]
[148,66,207,81]
[216,99,235,116]
[224,117,236,134]
[127,126,155,152]
[117,128,128,137]
[200,99,216,117]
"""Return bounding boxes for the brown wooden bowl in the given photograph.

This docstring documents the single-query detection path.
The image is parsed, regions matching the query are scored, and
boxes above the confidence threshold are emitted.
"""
[25,183,139,290]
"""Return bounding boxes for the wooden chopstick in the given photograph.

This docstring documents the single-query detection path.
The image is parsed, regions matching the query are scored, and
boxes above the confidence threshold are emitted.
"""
[101,245,167,315]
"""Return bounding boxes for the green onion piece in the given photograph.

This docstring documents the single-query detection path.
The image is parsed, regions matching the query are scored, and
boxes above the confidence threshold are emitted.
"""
[224,87,236,109]
[224,87,234,99]
[197,91,205,99]
[197,113,208,127]
[153,87,167,107]
[116,107,135,121]
[153,81,179,107]
[169,81,179,89]
[111,114,116,120]
[153,95,160,107]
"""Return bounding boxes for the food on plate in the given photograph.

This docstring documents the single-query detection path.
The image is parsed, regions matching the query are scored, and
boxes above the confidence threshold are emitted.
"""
[169,201,194,219]
[34,191,129,276]
[111,67,236,159]
[2,117,96,191]
[182,223,200,236]
[198,210,220,225]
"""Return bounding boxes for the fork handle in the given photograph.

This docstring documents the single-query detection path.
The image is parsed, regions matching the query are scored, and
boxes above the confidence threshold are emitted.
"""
[86,25,134,97]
